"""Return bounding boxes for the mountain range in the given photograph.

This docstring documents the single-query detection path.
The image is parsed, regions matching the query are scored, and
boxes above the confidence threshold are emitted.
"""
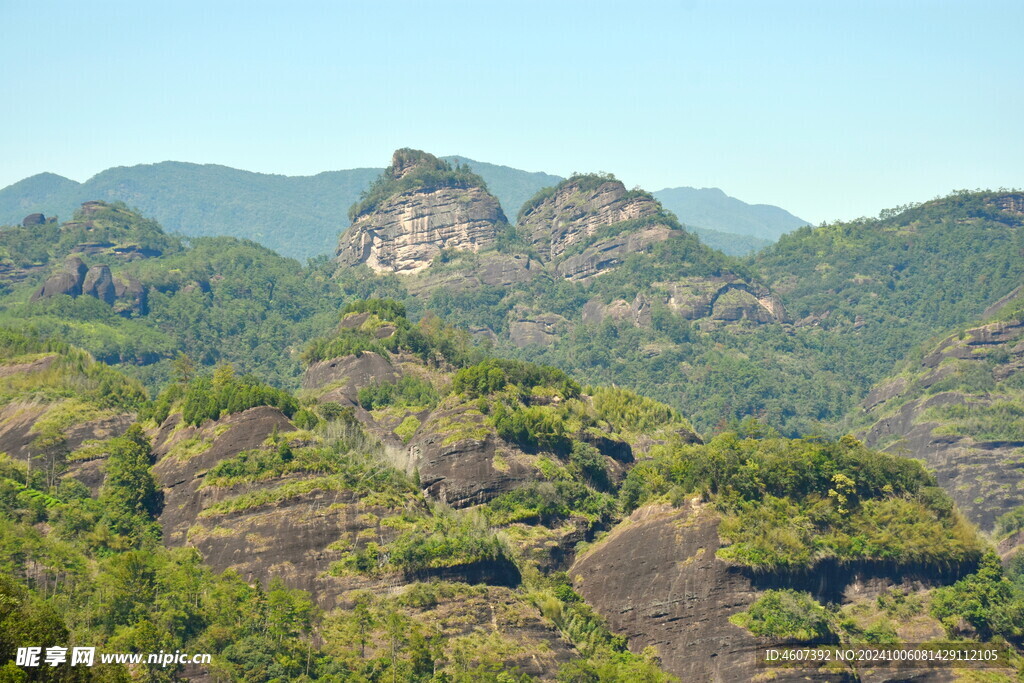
[1,148,1022,681]
[0,158,803,260]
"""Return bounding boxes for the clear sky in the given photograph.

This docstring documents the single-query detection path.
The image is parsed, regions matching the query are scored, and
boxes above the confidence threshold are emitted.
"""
[2,0,1021,223]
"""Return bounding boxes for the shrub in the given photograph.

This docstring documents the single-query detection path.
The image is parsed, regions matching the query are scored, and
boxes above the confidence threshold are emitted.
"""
[729,590,834,642]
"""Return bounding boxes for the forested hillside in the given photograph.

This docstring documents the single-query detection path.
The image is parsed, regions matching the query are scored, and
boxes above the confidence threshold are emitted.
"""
[2,155,1023,680]
[0,159,795,260]
[3,299,1024,680]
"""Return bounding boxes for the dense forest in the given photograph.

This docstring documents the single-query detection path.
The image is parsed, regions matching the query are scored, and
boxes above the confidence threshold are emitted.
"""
[1,176,1024,680]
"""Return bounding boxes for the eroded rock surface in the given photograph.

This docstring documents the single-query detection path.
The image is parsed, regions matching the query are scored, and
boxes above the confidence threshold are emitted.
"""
[571,503,962,682]
[336,150,507,274]
[860,311,1024,529]
[519,177,664,260]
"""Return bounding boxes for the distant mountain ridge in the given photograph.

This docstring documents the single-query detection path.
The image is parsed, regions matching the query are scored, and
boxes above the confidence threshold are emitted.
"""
[652,186,808,241]
[1,159,800,260]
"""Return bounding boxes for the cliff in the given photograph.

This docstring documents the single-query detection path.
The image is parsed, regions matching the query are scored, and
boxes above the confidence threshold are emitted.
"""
[571,503,966,682]
[336,149,508,274]
[858,286,1024,530]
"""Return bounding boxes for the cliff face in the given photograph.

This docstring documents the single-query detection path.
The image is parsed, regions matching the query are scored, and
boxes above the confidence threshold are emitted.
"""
[336,150,507,274]
[571,503,961,682]
[859,289,1024,530]
[519,177,666,260]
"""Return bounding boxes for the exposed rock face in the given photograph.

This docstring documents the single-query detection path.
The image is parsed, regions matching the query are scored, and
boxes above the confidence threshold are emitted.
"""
[508,312,567,347]
[22,213,46,226]
[336,150,507,274]
[82,264,116,304]
[405,252,543,296]
[28,255,149,315]
[302,351,401,406]
[556,224,676,281]
[520,177,665,259]
[30,256,87,301]
[152,406,298,547]
[303,350,541,507]
[859,313,1024,529]
[581,278,788,330]
[112,274,148,315]
[411,404,536,507]
[571,503,964,682]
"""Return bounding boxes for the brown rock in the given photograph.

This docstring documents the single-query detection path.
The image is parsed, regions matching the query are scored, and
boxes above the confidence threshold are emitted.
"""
[411,404,534,507]
[859,308,1024,529]
[336,151,507,274]
[508,312,567,347]
[83,264,116,305]
[520,177,664,260]
[302,352,401,405]
[571,503,964,682]
[112,274,148,316]
[556,225,676,281]
[152,406,297,547]
[21,213,46,227]
[30,257,88,301]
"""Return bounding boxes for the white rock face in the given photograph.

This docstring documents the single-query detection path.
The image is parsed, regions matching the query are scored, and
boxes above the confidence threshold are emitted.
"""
[337,186,506,274]
[519,178,664,260]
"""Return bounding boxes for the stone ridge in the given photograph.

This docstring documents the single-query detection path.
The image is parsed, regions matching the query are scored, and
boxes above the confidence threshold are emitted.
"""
[337,186,506,274]
[859,295,1024,530]
[571,502,958,681]
[518,176,669,261]
[336,149,508,274]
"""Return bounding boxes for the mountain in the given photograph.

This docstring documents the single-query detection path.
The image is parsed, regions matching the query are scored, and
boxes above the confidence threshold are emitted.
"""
[0,302,1008,681]
[4,162,1024,678]
[1,162,796,261]
[688,225,773,256]
[755,191,1024,397]
[653,185,808,241]
[856,285,1024,531]
[0,160,558,262]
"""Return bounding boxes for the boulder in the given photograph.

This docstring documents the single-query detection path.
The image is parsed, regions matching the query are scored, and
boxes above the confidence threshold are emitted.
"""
[30,257,88,301]
[82,264,116,304]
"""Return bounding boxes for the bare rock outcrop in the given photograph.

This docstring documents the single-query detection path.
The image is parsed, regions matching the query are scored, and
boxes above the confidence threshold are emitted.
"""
[519,176,665,260]
[582,278,789,329]
[336,150,507,274]
[29,255,149,315]
[152,406,298,547]
[859,312,1024,529]
[30,256,88,301]
[82,264,116,305]
[571,503,965,682]
[508,312,567,347]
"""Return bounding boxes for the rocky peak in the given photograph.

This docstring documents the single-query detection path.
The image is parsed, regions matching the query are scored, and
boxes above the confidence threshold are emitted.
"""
[388,147,444,180]
[336,149,507,275]
[518,174,671,261]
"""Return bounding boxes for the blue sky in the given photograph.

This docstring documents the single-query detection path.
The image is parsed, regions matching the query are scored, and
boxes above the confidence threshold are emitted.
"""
[2,0,1021,223]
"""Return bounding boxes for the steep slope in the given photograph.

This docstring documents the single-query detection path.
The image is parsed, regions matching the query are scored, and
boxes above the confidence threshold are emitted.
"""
[337,150,508,274]
[856,286,1024,530]
[0,158,561,261]
[568,431,997,681]
[756,191,1024,381]
[4,299,1024,680]
[0,201,349,387]
[0,327,146,490]
[0,162,808,261]
[336,158,825,433]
